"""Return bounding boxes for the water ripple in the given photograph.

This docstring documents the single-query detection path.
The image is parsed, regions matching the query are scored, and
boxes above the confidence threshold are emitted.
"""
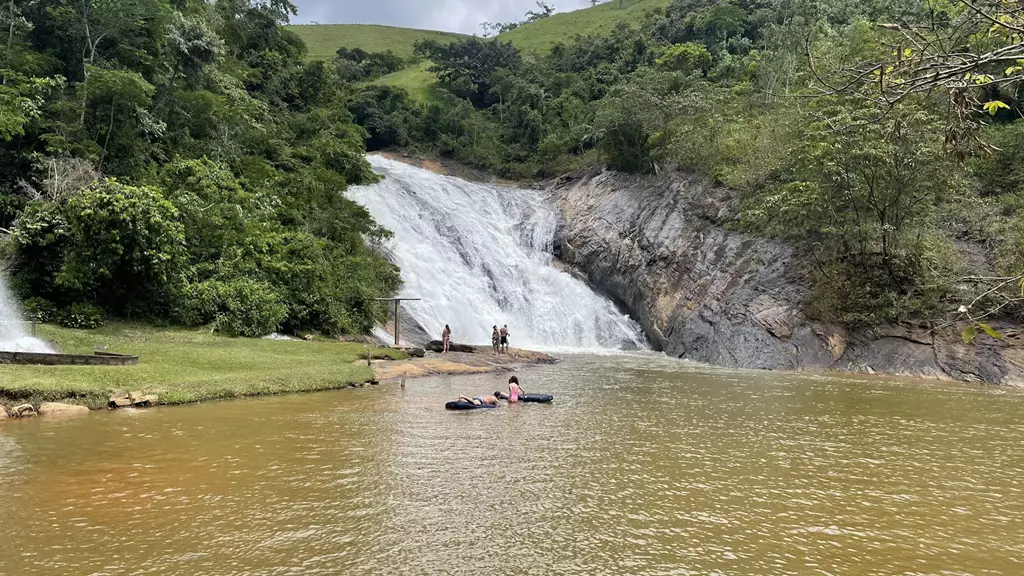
[1,355,1023,575]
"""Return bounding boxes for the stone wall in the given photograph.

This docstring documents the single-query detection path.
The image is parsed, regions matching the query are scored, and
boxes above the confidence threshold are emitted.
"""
[0,351,139,366]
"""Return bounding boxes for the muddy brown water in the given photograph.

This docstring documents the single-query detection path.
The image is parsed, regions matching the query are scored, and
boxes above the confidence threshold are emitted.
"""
[2,353,1023,575]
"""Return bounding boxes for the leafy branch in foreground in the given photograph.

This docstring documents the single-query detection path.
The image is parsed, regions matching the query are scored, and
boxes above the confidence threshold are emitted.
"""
[807,0,1023,141]
[954,274,1024,342]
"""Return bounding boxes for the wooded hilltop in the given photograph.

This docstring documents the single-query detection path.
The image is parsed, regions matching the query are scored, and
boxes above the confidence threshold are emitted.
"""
[0,0,1021,339]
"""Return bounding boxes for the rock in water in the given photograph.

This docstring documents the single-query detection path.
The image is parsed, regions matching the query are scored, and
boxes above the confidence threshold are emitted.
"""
[0,406,8,422]
[109,392,159,408]
[38,402,90,417]
[425,340,476,353]
[109,395,133,409]
[12,404,36,418]
[132,395,158,407]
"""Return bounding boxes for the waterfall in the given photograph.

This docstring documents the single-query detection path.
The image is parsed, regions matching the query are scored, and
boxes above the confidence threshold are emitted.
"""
[0,274,53,353]
[347,156,647,351]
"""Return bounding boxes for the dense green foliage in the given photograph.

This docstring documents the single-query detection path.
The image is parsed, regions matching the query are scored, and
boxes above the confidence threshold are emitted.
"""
[349,0,1023,327]
[0,0,400,337]
[334,47,407,82]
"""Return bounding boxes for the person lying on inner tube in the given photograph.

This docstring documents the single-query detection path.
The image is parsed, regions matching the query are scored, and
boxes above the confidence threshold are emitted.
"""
[458,394,500,406]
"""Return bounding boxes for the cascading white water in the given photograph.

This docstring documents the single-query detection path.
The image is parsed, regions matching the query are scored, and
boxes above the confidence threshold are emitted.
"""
[0,274,53,353]
[347,156,647,351]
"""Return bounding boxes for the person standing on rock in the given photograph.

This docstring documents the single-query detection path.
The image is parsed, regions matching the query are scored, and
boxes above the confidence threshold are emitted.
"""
[442,324,452,353]
[491,325,500,354]
[500,324,510,354]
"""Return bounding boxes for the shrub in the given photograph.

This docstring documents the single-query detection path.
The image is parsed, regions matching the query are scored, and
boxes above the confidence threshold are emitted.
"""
[57,303,104,329]
[182,278,288,337]
[13,179,188,315]
[22,297,57,323]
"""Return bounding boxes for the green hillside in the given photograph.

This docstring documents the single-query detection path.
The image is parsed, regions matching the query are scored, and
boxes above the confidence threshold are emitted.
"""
[501,0,672,54]
[287,24,467,60]
[292,1,667,98]
[370,61,439,101]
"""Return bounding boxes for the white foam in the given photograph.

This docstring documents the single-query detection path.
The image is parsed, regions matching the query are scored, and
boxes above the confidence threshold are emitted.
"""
[0,274,53,353]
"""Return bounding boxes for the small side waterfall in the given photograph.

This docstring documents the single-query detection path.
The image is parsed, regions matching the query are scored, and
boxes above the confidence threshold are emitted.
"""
[348,156,647,350]
[0,274,53,353]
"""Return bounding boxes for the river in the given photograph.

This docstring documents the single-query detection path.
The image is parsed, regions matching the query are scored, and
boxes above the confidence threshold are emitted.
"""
[2,354,1022,575]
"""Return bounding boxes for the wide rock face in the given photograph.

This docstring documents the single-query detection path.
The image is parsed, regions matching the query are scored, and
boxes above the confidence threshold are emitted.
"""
[550,167,1024,385]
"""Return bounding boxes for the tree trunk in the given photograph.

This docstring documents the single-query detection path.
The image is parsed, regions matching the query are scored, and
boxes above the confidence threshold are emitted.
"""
[6,0,14,49]
[98,98,117,171]
[3,0,14,85]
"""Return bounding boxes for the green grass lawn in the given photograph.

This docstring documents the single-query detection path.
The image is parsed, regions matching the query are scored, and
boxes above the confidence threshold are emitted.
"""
[500,0,672,54]
[0,324,406,410]
[287,24,467,60]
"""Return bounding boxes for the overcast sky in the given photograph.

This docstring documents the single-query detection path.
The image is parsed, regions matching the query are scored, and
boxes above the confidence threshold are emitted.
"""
[291,0,598,34]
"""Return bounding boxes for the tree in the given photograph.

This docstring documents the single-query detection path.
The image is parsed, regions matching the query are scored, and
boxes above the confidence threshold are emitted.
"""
[808,0,1024,140]
[526,2,555,22]
[347,84,417,150]
[165,12,224,88]
[594,72,684,172]
[803,1,1024,332]
[84,67,156,171]
[414,37,522,108]
[743,100,958,324]
[13,179,187,315]
[57,0,170,127]
[656,42,712,75]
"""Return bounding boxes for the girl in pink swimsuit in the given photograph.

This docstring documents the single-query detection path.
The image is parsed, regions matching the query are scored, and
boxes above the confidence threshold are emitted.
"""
[507,376,523,403]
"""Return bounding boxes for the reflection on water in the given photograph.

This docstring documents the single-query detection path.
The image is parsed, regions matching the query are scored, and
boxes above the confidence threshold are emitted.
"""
[2,354,1023,575]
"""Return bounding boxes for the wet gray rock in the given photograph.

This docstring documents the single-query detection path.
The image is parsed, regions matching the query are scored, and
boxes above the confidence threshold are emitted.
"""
[425,340,476,353]
[550,167,1024,385]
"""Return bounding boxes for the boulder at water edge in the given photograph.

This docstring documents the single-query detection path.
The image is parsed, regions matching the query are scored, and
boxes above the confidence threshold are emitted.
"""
[108,392,159,409]
[0,406,8,422]
[38,402,90,417]
[12,404,36,418]
[392,345,425,358]
[425,340,476,353]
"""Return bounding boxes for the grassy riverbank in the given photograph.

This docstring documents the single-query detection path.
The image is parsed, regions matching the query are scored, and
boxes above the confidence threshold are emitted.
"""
[0,324,406,410]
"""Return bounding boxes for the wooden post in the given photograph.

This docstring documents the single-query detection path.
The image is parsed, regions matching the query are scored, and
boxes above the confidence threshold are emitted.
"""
[373,297,421,347]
